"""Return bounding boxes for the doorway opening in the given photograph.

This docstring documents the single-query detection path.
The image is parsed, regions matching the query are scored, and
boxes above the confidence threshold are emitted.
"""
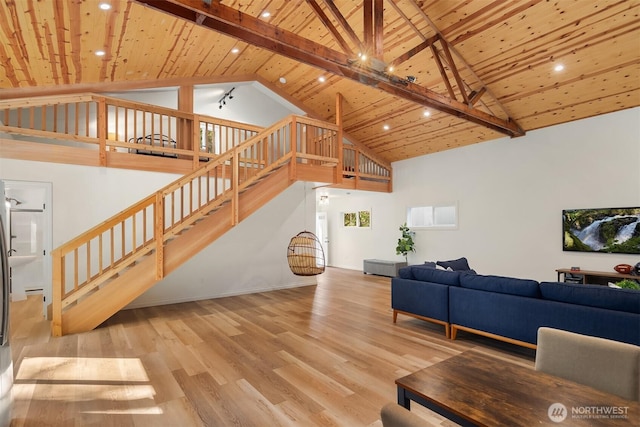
[3,180,52,317]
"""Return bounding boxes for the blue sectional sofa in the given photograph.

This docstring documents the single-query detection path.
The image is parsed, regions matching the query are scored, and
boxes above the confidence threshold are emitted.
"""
[391,263,640,348]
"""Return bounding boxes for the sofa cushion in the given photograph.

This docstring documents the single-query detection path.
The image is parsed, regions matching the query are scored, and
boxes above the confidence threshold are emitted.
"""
[459,274,541,298]
[540,282,640,314]
[397,266,413,279]
[436,257,471,271]
[423,261,437,268]
[411,266,461,286]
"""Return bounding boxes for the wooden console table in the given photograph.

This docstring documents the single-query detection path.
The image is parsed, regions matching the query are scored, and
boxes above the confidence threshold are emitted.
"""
[396,350,639,426]
[556,268,638,285]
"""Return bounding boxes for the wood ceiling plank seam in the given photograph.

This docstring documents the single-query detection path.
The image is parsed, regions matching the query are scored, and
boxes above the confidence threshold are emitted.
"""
[98,3,121,83]
[0,39,19,88]
[110,0,135,82]
[505,72,640,117]
[155,19,194,79]
[499,59,640,105]
[0,1,35,86]
[2,0,29,61]
[465,3,639,80]
[480,24,640,91]
[52,0,71,85]
[515,91,640,127]
[473,23,639,84]
[69,3,84,83]
[24,0,46,61]
[444,0,542,42]
[42,21,61,87]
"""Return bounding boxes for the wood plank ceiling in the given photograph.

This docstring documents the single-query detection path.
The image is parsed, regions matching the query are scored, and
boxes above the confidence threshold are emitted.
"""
[0,0,638,163]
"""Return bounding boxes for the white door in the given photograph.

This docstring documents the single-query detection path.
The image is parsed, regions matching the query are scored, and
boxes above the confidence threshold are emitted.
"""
[316,212,329,266]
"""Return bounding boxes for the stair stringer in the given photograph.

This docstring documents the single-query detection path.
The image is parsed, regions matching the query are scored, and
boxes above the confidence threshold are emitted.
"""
[59,166,296,335]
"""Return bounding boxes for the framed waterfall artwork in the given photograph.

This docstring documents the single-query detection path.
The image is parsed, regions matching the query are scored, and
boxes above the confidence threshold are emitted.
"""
[562,207,640,254]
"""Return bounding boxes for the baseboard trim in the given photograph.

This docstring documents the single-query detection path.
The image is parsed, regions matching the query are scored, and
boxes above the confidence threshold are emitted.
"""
[124,281,316,310]
[451,324,537,350]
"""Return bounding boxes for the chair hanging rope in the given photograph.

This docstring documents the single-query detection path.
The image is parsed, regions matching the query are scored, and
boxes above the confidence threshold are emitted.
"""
[287,231,325,276]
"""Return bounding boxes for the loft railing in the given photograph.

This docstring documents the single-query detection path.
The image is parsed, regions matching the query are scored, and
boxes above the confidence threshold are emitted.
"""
[50,115,341,336]
[0,94,262,167]
[0,94,391,185]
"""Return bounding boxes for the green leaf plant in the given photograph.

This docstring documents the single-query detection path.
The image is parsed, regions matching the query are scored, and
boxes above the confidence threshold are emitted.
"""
[396,223,415,263]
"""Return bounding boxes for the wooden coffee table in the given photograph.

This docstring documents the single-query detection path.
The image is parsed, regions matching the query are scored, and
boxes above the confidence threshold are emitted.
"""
[396,350,639,426]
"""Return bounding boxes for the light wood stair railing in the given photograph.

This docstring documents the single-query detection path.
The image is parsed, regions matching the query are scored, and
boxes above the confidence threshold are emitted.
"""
[0,93,392,189]
[51,115,349,336]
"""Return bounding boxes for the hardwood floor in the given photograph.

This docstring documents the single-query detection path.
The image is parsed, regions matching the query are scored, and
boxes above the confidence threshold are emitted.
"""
[9,267,535,426]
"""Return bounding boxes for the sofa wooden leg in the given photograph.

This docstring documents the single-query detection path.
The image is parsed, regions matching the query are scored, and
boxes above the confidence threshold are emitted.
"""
[445,324,451,339]
[392,310,398,323]
[450,326,458,340]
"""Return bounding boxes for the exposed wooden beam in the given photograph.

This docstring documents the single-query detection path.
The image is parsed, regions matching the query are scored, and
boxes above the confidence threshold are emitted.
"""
[320,0,365,54]
[306,0,353,55]
[469,87,487,106]
[389,35,439,69]
[133,0,524,137]
[374,0,384,59]
[363,0,373,54]
[406,0,510,119]
[440,41,469,104]
[430,44,456,101]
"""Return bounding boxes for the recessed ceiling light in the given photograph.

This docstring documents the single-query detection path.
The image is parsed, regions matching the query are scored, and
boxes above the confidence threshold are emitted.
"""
[383,124,390,131]
[318,76,326,83]
[95,50,106,57]
[99,3,111,10]
[554,64,565,72]
[423,111,431,117]
[231,47,240,54]
[261,11,271,18]
[387,66,394,73]
[279,77,287,84]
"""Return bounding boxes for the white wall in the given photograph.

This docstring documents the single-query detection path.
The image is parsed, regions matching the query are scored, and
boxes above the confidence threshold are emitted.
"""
[0,159,316,307]
[321,107,640,282]
[132,181,316,307]
[109,81,303,128]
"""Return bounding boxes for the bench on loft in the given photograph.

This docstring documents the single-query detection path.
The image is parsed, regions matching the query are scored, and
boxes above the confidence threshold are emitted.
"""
[128,134,178,158]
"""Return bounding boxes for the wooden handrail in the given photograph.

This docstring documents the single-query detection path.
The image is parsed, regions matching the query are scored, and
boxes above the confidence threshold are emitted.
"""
[0,92,391,335]
[50,114,348,335]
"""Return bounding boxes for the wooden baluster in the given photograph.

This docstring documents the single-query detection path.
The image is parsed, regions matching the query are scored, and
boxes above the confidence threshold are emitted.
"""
[155,193,164,280]
[51,249,64,336]
[98,98,107,166]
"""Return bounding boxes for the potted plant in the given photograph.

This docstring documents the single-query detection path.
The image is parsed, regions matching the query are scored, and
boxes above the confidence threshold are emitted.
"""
[615,279,640,290]
[396,223,415,263]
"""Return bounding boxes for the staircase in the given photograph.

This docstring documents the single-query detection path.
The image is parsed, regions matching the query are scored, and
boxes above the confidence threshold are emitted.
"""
[0,93,392,336]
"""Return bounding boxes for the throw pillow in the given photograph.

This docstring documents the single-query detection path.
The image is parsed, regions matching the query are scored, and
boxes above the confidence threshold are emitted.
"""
[436,257,470,271]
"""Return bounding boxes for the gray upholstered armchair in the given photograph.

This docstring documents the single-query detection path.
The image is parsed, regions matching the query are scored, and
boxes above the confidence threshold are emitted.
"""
[535,327,640,401]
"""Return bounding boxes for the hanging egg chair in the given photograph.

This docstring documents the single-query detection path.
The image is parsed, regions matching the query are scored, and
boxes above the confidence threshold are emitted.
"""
[287,231,325,276]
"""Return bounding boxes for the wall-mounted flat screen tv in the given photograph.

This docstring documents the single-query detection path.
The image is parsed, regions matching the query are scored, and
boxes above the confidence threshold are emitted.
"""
[563,207,640,254]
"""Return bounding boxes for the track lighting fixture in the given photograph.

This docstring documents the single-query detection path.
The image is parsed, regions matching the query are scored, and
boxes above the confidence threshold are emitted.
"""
[218,87,236,110]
